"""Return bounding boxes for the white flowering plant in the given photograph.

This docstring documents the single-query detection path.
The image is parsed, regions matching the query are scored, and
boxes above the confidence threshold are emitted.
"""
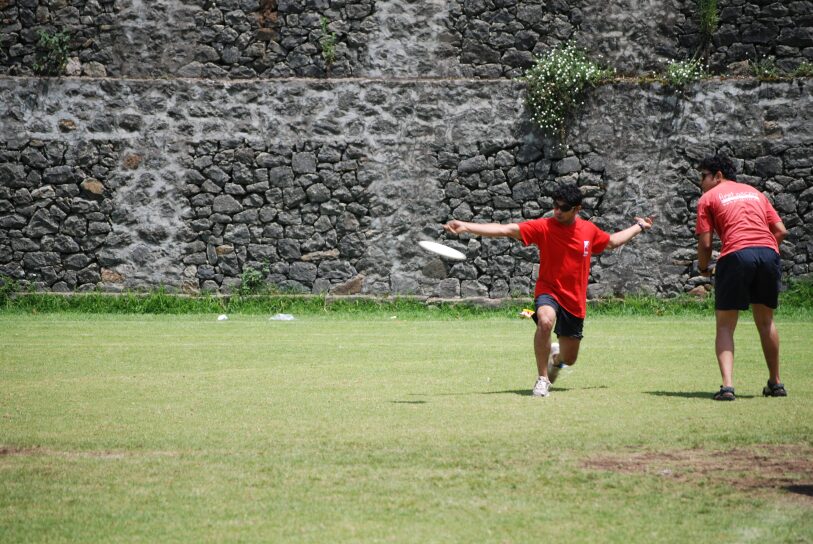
[522,44,613,134]
[750,56,781,81]
[792,61,813,78]
[664,59,707,88]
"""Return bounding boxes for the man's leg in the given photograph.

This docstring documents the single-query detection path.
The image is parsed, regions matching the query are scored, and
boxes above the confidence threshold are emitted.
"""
[752,303,780,384]
[555,336,581,367]
[534,305,557,379]
[715,310,739,387]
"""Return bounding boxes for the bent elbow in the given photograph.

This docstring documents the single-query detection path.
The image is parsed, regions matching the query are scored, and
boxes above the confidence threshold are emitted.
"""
[605,236,619,250]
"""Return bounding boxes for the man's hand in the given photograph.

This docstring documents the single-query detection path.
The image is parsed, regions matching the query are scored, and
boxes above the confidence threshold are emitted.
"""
[443,220,468,235]
[699,263,715,277]
[635,216,655,232]
[607,215,656,249]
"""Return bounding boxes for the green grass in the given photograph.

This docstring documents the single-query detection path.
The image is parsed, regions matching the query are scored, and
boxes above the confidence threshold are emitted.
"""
[1,313,812,542]
[3,279,812,318]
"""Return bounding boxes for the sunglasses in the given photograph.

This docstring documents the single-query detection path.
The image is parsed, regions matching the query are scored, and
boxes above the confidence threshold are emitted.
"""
[553,202,575,212]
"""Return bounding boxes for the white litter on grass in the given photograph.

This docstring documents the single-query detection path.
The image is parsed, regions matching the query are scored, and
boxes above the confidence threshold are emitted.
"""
[270,313,295,321]
[217,314,229,321]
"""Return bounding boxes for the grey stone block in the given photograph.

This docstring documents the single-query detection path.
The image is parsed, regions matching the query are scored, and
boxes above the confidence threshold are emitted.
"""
[553,156,581,175]
[24,209,60,237]
[292,152,317,174]
[23,251,61,269]
[213,194,243,214]
[290,261,317,283]
[458,155,488,174]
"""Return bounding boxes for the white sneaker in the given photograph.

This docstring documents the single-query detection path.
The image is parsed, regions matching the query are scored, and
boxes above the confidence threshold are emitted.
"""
[547,342,561,383]
[532,375,551,397]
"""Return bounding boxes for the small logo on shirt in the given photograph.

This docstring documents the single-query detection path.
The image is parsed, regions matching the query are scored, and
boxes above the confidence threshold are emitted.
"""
[583,241,590,256]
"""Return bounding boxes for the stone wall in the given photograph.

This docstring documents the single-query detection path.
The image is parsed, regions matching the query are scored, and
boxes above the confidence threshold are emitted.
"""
[1,77,811,297]
[3,1,811,79]
[702,1,813,72]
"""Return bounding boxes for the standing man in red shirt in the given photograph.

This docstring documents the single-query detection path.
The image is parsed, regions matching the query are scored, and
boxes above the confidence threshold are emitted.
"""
[444,184,653,397]
[695,155,788,401]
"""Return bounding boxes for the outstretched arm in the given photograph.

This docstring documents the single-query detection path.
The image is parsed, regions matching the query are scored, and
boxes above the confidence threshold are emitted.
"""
[606,216,654,250]
[444,220,522,240]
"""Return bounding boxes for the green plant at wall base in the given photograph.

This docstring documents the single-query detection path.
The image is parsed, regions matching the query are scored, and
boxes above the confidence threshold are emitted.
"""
[523,43,613,135]
[319,16,336,65]
[32,29,70,76]
[239,267,264,295]
[0,275,19,306]
[697,0,718,38]
[663,59,707,88]
[239,262,270,295]
[750,56,781,81]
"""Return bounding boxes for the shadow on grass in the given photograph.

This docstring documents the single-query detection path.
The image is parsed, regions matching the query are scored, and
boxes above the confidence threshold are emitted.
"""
[405,386,607,398]
[646,391,756,399]
[786,484,813,498]
[484,386,608,397]
[390,400,427,404]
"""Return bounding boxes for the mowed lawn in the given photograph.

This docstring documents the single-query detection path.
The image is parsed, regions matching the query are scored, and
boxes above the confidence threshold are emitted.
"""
[1,313,812,543]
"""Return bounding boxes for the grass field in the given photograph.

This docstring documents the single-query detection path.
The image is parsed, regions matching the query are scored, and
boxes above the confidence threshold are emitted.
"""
[1,312,812,543]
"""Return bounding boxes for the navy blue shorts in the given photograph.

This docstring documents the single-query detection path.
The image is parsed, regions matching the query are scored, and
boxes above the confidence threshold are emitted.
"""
[715,247,781,310]
[532,294,584,339]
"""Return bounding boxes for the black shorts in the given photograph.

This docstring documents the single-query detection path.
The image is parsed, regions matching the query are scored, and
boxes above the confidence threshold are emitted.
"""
[715,247,781,310]
[532,294,584,339]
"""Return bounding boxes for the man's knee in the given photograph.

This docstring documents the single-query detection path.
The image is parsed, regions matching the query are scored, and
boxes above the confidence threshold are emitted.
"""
[715,310,739,332]
[535,311,555,334]
[753,317,774,335]
[558,340,580,365]
[752,305,775,332]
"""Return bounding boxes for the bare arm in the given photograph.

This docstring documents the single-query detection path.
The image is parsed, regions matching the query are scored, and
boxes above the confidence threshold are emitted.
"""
[444,220,522,240]
[606,216,654,250]
[770,221,787,245]
[696,231,713,276]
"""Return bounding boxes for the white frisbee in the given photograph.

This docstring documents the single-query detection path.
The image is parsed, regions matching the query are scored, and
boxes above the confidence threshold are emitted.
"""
[418,240,466,261]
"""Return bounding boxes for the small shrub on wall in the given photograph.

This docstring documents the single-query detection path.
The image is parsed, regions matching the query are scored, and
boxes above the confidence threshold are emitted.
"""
[792,62,813,78]
[32,30,70,76]
[320,17,337,66]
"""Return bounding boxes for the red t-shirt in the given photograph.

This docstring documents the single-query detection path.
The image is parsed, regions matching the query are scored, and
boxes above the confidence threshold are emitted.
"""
[695,181,781,257]
[519,217,611,318]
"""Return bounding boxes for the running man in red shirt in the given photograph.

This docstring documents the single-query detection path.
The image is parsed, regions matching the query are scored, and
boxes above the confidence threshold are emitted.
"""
[444,184,653,397]
[695,155,788,401]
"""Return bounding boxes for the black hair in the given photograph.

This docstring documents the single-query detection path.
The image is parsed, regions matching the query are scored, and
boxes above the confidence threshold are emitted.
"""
[552,183,583,207]
[698,155,737,181]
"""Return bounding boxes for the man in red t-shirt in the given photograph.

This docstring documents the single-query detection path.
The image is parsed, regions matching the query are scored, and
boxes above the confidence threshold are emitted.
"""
[444,184,653,397]
[695,155,788,401]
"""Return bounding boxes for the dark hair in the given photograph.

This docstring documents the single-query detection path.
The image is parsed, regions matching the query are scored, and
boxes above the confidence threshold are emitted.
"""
[698,155,737,181]
[552,183,583,206]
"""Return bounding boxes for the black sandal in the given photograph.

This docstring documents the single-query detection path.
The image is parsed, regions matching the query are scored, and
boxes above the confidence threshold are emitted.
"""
[713,386,736,401]
[762,381,787,397]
